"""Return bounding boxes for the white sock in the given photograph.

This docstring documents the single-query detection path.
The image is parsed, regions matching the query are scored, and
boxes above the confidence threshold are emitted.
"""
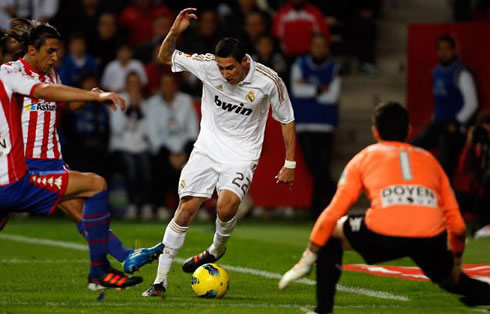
[154,219,188,285]
[208,216,237,258]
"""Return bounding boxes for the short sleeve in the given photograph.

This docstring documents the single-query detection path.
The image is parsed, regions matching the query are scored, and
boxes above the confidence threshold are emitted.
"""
[0,66,41,98]
[269,76,295,123]
[171,50,214,81]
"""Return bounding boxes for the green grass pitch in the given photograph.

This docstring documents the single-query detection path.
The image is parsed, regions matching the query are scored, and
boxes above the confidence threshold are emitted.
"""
[0,217,489,313]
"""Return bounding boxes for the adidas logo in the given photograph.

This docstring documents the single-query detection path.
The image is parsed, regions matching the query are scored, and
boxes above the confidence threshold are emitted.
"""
[214,95,252,116]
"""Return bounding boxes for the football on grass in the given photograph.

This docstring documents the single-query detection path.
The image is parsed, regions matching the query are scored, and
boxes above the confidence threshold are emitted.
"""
[191,263,229,298]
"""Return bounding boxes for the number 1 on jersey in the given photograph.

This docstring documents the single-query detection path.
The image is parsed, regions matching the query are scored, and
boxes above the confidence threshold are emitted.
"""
[399,152,413,180]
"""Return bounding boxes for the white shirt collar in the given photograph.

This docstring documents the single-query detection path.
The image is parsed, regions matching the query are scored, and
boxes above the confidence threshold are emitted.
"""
[240,54,255,85]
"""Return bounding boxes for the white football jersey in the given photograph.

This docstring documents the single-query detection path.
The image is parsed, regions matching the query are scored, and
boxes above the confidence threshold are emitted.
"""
[171,50,295,163]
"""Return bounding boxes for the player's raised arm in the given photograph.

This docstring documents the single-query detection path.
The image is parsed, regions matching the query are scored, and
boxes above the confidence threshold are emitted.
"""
[158,8,197,65]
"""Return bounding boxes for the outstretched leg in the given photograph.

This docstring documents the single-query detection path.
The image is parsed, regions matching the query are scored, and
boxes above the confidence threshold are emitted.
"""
[64,171,162,289]
[58,199,132,262]
[143,196,204,297]
[410,235,490,307]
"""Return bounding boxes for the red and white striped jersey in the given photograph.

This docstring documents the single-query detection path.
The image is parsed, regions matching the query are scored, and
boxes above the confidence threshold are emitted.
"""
[0,62,42,185]
[16,59,63,160]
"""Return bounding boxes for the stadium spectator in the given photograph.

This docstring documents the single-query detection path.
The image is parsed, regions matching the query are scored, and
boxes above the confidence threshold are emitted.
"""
[222,0,268,39]
[412,35,478,181]
[51,0,101,39]
[61,72,110,178]
[144,45,171,95]
[0,2,14,31]
[145,73,198,220]
[180,8,222,55]
[349,0,380,74]
[455,111,490,238]
[119,0,173,46]
[58,33,98,87]
[238,11,271,55]
[252,34,287,80]
[291,33,340,218]
[6,0,59,22]
[109,72,152,220]
[87,12,120,69]
[273,0,330,59]
[134,14,172,64]
[309,0,349,43]
[309,0,380,74]
[101,42,148,92]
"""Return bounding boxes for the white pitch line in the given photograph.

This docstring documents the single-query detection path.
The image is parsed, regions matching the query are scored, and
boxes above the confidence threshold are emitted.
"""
[0,234,409,301]
[0,234,87,250]
[0,259,86,263]
[179,259,409,301]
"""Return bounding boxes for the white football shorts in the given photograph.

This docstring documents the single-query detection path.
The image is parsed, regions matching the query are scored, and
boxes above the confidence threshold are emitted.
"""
[178,149,257,200]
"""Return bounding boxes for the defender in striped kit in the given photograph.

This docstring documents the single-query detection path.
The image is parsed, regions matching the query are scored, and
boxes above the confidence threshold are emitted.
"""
[0,20,163,290]
[5,18,156,272]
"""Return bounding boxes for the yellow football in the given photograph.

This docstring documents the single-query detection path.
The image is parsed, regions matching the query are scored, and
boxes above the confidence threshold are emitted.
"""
[191,263,230,298]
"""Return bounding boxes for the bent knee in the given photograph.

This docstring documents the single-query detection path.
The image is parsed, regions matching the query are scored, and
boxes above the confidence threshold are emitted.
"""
[88,173,107,193]
[173,200,200,226]
[217,203,239,222]
[217,192,240,221]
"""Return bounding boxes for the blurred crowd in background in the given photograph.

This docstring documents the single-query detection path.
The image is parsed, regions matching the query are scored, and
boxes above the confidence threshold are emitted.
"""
[0,0,488,237]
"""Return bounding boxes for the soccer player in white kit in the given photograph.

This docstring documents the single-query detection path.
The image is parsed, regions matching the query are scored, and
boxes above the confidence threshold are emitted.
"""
[143,8,296,296]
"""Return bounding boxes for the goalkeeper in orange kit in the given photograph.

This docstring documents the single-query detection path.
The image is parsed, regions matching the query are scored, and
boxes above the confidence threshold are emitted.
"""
[279,102,490,313]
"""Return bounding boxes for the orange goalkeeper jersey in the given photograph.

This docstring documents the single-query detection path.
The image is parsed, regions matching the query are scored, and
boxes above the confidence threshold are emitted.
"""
[310,141,466,255]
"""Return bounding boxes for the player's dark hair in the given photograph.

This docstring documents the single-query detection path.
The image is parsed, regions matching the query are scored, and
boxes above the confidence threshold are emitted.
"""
[28,22,61,50]
[437,34,456,48]
[1,18,35,58]
[373,102,409,141]
[215,37,246,62]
